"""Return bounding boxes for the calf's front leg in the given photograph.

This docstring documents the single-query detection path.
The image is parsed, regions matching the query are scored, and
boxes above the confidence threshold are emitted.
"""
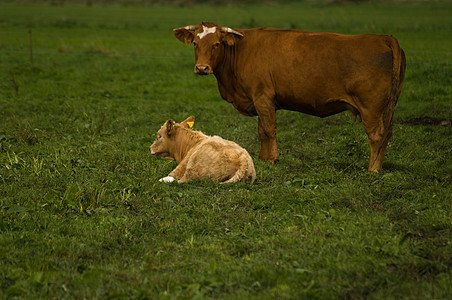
[159,176,176,183]
[159,157,190,183]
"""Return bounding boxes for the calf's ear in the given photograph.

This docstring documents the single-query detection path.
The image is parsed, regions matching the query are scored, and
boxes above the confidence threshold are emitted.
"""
[166,120,175,135]
[181,116,195,129]
[174,28,194,45]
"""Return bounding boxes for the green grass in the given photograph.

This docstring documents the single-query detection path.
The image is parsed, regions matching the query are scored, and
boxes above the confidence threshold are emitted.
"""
[1,1,451,299]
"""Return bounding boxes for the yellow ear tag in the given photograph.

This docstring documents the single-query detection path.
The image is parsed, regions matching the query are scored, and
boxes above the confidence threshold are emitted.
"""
[187,121,194,129]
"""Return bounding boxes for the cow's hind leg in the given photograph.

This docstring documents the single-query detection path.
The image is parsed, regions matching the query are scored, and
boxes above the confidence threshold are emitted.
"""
[362,109,394,172]
[258,116,278,163]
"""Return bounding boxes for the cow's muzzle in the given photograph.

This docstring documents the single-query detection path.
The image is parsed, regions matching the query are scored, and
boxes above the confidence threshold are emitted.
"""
[195,64,212,75]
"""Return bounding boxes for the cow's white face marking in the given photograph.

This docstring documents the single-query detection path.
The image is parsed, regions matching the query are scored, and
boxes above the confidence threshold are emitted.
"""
[197,26,216,39]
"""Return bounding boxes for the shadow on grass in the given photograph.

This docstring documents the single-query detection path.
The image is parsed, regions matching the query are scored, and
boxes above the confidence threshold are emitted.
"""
[399,117,452,127]
[381,162,411,173]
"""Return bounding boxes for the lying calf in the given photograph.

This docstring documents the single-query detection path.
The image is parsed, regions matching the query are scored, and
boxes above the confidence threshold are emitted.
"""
[150,116,255,184]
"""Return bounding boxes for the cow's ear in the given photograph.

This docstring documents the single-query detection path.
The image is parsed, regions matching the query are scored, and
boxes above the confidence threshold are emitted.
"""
[181,116,195,129]
[223,31,244,46]
[166,120,175,135]
[174,28,194,45]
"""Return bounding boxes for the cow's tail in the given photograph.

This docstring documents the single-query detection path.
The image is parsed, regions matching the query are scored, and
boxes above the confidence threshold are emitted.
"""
[222,154,255,184]
[385,36,406,129]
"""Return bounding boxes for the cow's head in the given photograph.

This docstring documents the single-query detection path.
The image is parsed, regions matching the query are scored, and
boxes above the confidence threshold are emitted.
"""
[174,22,244,75]
[149,116,195,160]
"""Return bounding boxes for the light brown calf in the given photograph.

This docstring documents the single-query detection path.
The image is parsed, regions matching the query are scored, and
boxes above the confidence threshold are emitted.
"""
[149,116,255,184]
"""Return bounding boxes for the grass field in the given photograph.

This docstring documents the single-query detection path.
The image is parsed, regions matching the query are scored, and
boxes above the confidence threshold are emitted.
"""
[1,1,451,299]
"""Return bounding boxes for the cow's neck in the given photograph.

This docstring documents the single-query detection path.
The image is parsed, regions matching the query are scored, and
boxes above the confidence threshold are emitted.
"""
[213,45,259,117]
[214,45,239,98]
[171,130,207,164]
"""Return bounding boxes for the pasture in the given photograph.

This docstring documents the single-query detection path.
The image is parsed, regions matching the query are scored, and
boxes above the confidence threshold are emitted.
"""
[1,1,451,298]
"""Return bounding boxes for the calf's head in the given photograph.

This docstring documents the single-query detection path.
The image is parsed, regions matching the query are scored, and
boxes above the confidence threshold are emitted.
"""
[174,22,243,75]
[149,116,195,160]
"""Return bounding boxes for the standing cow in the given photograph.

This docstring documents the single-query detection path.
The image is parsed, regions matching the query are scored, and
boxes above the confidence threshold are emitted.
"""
[173,22,406,172]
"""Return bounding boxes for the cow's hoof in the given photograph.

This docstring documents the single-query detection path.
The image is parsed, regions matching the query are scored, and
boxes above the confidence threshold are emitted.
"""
[259,157,279,164]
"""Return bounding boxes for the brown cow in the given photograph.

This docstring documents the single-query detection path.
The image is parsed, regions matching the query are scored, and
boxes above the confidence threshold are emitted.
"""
[149,116,255,183]
[174,22,406,172]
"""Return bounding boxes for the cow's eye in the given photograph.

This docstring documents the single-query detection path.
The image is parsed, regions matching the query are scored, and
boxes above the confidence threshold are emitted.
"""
[214,42,220,48]
[193,42,198,48]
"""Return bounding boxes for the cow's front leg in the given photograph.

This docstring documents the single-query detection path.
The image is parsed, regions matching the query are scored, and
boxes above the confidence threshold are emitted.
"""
[256,102,279,163]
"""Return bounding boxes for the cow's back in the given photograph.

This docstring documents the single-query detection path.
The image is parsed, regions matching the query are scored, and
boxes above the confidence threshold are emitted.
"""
[224,29,398,117]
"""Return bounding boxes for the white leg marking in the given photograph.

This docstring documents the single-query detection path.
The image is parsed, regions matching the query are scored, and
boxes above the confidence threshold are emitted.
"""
[197,26,216,39]
[159,176,175,183]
